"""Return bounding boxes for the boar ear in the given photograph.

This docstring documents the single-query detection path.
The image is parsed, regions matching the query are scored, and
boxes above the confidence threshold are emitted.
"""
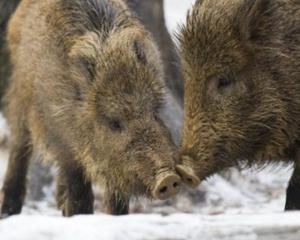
[69,32,99,82]
[133,40,147,64]
[71,55,96,82]
[194,0,204,6]
[236,0,271,41]
[68,55,96,101]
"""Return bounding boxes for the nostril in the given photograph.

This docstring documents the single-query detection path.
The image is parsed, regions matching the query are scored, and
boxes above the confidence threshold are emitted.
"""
[159,186,168,194]
[186,177,193,183]
[153,173,181,200]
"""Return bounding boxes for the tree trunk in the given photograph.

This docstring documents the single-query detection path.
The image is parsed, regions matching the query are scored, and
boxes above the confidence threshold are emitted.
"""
[126,0,183,105]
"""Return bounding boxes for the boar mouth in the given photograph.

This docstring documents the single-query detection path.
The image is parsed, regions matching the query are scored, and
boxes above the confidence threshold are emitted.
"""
[176,164,200,189]
[129,175,153,198]
[178,150,233,188]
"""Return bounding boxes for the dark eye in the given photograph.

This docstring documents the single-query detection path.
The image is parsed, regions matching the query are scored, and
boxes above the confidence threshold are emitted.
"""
[154,114,160,121]
[108,119,122,131]
[218,77,232,90]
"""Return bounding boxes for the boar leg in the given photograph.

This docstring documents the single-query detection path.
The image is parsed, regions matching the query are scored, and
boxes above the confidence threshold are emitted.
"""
[56,165,94,216]
[1,134,32,217]
[285,164,300,210]
[103,191,129,215]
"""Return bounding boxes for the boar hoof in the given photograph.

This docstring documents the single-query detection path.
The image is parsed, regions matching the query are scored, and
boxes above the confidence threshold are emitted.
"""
[153,174,181,200]
[176,165,200,189]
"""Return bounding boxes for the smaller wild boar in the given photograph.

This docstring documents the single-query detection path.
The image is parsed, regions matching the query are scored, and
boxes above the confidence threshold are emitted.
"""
[177,0,300,210]
[0,0,181,217]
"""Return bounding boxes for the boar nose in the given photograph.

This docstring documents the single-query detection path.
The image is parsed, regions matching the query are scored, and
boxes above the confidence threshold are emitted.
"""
[176,164,200,189]
[153,173,181,200]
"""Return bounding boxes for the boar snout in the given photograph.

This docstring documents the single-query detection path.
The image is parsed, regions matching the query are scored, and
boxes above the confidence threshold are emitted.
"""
[152,173,181,200]
[176,156,200,189]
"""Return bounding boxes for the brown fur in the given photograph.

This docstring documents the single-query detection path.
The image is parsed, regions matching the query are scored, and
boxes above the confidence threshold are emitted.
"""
[0,0,179,217]
[178,0,300,209]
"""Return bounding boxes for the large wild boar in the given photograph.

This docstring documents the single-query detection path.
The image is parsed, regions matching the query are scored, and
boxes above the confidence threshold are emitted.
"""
[177,0,300,210]
[0,0,181,217]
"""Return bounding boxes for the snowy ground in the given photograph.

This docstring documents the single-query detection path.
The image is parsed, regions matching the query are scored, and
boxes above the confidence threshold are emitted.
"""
[1,1,300,239]
[2,213,300,240]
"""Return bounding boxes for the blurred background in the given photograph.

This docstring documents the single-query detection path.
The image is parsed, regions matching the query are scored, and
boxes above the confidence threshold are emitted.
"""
[0,0,292,217]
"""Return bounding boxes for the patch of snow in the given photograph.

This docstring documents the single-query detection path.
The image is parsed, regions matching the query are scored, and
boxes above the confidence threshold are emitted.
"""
[164,0,195,34]
[1,213,300,240]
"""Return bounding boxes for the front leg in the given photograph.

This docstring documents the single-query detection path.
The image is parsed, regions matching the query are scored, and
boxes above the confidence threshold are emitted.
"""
[103,191,129,215]
[56,163,94,217]
[285,163,300,210]
[1,135,32,218]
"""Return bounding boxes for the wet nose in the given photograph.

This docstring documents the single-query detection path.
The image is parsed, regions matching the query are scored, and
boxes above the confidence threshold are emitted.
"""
[176,164,200,189]
[153,173,181,200]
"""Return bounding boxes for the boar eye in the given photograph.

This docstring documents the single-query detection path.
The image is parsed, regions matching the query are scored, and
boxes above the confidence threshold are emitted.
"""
[154,114,160,121]
[217,77,232,90]
[108,119,122,132]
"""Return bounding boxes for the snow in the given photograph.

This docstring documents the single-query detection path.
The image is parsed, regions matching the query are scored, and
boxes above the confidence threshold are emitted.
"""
[164,0,195,34]
[1,213,300,240]
[0,1,299,240]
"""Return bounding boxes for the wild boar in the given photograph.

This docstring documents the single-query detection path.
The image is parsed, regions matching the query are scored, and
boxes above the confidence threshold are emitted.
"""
[177,0,300,210]
[0,0,181,217]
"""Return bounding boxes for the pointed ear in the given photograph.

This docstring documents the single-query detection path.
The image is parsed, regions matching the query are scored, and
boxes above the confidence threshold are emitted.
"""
[235,0,271,41]
[194,0,204,7]
[68,32,100,82]
[67,54,96,101]
[133,40,147,64]
[71,55,96,82]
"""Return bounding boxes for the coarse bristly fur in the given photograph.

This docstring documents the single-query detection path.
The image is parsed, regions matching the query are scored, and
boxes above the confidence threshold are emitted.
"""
[178,0,300,210]
[0,0,180,217]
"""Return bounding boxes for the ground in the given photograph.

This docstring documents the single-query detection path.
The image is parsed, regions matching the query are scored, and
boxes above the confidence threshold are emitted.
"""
[1,1,300,239]
[1,213,300,240]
